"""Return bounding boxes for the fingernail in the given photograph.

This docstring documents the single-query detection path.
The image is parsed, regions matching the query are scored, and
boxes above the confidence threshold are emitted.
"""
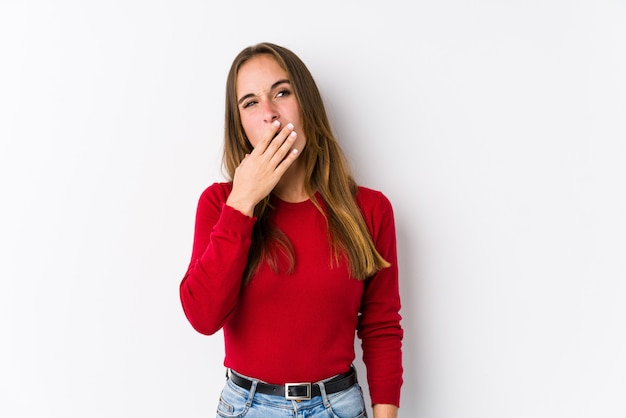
[287,123,294,129]
[290,132,297,138]
[272,120,280,127]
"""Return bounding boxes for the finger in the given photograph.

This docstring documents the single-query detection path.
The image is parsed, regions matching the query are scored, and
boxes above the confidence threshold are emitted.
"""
[265,123,295,157]
[274,147,300,175]
[268,130,298,166]
[253,120,283,154]
[259,122,296,157]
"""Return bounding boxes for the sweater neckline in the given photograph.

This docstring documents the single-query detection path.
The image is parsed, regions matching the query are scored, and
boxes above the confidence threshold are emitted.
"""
[271,192,321,209]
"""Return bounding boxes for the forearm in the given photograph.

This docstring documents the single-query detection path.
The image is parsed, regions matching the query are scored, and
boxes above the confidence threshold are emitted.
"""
[181,192,256,335]
[179,253,246,335]
[373,404,398,418]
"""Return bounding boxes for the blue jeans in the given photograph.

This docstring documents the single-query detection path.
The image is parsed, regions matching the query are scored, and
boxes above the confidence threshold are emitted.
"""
[216,372,368,418]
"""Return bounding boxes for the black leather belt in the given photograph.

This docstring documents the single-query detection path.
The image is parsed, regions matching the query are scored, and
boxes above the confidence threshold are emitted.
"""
[229,367,357,400]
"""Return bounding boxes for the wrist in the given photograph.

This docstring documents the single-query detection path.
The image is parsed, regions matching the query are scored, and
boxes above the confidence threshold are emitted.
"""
[372,403,398,418]
[225,196,256,217]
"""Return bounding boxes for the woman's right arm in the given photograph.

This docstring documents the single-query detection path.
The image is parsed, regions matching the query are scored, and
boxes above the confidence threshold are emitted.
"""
[181,123,300,334]
[179,183,256,335]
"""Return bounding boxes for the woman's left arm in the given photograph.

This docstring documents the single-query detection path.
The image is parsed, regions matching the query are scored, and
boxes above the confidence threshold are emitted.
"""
[357,189,404,408]
[373,404,398,418]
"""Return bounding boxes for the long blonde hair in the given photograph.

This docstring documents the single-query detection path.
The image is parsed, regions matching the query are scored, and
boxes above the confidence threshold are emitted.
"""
[223,42,389,284]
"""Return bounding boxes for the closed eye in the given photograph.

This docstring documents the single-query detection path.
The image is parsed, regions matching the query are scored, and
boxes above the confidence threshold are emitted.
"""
[242,100,257,109]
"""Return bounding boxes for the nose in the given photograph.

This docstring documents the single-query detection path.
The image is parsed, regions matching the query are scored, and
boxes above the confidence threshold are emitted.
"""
[262,100,280,122]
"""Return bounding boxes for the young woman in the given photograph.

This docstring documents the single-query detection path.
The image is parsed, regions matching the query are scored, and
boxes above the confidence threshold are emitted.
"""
[180,42,403,418]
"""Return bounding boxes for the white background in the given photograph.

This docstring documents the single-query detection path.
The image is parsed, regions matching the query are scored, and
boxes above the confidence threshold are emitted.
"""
[1,1,625,417]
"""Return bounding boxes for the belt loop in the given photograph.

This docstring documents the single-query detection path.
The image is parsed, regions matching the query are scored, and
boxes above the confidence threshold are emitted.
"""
[317,381,331,408]
[246,380,258,407]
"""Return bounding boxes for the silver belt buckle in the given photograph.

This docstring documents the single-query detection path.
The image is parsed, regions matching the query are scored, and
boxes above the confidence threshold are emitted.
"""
[285,382,312,400]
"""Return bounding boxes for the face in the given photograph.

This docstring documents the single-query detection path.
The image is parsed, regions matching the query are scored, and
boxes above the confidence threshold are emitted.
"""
[236,54,306,152]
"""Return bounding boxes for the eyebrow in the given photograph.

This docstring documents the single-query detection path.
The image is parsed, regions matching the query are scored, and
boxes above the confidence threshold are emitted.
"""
[237,79,291,105]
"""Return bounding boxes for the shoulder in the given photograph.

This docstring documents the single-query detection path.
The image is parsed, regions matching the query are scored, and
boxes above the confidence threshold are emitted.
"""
[356,186,394,214]
[200,182,233,200]
[197,182,233,210]
[356,186,395,239]
[355,186,395,231]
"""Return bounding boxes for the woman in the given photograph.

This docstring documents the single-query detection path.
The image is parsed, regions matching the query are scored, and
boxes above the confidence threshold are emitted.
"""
[179,42,403,418]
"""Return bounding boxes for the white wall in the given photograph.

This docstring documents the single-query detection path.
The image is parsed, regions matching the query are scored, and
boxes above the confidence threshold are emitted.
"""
[1,1,624,417]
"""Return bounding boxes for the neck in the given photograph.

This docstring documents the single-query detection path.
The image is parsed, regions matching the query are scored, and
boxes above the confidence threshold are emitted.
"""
[273,161,309,203]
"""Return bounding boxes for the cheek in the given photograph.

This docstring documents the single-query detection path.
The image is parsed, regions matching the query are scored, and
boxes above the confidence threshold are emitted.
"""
[246,134,259,148]
[293,132,307,151]
[240,119,259,148]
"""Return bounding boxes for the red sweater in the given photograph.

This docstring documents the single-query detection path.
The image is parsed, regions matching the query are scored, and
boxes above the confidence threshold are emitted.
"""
[179,182,403,406]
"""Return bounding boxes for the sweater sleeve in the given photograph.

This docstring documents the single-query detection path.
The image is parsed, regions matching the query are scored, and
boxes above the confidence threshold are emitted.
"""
[356,189,404,407]
[179,183,257,335]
